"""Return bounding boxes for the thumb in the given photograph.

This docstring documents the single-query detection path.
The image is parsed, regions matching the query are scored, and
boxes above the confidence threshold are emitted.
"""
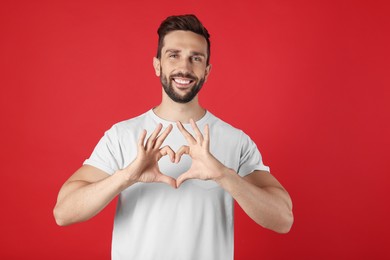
[176,170,195,188]
[156,174,177,189]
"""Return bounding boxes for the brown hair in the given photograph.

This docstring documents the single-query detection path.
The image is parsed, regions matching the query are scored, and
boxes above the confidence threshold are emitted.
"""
[156,14,211,65]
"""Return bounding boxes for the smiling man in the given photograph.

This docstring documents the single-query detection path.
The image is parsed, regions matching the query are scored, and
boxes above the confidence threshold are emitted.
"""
[54,14,293,260]
[157,30,208,104]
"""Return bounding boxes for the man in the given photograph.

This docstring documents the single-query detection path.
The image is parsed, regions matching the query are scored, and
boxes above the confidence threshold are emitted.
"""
[54,14,293,259]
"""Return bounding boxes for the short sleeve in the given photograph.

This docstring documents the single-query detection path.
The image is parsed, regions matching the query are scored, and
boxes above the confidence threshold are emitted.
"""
[237,131,270,177]
[83,126,121,175]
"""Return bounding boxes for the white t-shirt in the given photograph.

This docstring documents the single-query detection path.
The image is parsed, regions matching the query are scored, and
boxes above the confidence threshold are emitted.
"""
[84,109,269,260]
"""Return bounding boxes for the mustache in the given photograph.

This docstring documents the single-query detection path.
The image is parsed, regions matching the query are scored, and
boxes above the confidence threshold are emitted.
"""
[170,72,197,81]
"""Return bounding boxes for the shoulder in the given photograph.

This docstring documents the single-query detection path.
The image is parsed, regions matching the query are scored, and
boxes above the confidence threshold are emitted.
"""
[207,111,243,135]
[104,110,151,139]
[111,110,150,131]
[207,111,246,142]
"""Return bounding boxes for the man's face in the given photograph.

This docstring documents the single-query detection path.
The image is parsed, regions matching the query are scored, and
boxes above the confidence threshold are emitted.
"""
[153,30,211,103]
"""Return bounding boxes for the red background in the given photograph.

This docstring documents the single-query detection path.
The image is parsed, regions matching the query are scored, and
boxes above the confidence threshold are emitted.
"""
[1,0,389,259]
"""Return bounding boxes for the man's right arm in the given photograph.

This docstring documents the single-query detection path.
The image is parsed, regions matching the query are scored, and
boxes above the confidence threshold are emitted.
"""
[53,165,133,226]
[53,123,176,226]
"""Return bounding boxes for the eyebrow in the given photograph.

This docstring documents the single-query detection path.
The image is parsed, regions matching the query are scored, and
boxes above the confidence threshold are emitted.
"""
[165,49,206,57]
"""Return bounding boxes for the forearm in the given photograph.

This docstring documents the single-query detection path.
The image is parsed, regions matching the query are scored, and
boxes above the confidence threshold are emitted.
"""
[216,168,293,233]
[54,170,132,226]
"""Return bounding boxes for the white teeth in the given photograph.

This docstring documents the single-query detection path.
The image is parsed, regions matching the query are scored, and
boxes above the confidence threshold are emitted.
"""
[174,78,191,84]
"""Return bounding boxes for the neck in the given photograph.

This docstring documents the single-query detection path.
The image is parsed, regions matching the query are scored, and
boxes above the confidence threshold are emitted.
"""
[153,90,206,123]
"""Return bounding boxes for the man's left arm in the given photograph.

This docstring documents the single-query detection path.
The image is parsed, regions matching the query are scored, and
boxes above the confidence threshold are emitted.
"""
[217,169,293,233]
[176,120,293,234]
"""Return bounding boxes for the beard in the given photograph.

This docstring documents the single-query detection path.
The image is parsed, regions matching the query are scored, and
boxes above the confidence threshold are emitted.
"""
[160,71,205,104]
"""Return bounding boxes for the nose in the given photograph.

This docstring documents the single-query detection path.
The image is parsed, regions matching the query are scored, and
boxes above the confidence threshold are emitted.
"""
[177,58,192,72]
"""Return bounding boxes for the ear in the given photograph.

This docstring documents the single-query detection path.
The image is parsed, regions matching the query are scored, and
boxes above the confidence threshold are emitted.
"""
[153,57,161,77]
[204,64,212,82]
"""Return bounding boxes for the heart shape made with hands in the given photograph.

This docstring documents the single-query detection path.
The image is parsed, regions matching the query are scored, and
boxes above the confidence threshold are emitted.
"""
[156,145,193,188]
[130,120,224,189]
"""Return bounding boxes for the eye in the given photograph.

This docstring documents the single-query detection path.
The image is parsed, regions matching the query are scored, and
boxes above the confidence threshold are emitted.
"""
[192,56,203,62]
[169,54,178,59]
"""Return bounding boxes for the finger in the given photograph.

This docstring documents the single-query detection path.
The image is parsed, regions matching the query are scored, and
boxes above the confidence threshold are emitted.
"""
[176,121,196,145]
[159,145,176,163]
[137,129,147,149]
[156,174,177,189]
[190,118,203,143]
[176,170,195,188]
[154,124,173,148]
[175,145,190,163]
[204,124,210,148]
[146,123,163,149]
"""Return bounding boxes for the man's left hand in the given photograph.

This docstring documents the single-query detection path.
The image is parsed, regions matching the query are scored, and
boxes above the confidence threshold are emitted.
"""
[175,119,227,187]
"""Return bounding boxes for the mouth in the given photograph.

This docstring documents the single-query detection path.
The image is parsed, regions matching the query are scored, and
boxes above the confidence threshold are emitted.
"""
[171,77,195,89]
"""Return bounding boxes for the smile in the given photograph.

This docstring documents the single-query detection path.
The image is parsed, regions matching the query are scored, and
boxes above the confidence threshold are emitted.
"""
[172,77,194,87]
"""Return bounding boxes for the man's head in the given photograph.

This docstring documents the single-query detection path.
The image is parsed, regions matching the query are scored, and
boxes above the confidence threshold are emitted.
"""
[156,14,210,66]
[153,14,212,104]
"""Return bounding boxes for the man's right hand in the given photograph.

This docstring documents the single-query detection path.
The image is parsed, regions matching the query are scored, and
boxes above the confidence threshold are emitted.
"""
[54,124,176,226]
[121,123,177,188]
